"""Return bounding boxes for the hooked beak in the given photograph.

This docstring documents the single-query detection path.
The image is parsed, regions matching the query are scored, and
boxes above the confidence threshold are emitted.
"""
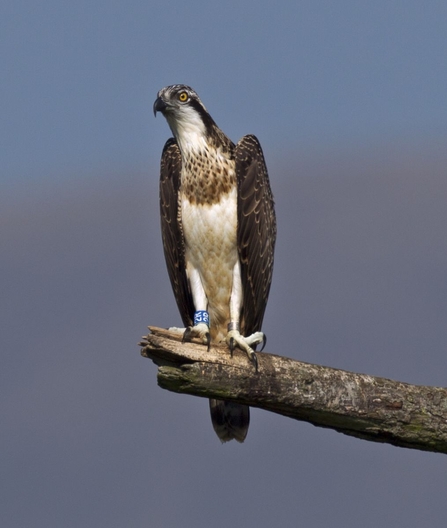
[153,96,167,117]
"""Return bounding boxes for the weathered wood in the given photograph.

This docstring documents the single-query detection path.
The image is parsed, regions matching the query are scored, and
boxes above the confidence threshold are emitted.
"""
[140,326,447,454]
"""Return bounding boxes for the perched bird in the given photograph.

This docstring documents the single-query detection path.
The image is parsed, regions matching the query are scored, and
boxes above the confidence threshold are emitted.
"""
[153,85,276,442]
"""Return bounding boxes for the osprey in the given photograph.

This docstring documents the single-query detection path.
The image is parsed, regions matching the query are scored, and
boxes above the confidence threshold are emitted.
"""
[153,85,276,442]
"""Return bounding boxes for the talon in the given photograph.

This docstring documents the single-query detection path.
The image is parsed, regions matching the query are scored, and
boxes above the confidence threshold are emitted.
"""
[251,352,259,373]
[260,334,267,352]
[226,329,262,372]
[229,337,235,357]
[182,327,192,343]
[206,332,211,351]
[181,324,210,347]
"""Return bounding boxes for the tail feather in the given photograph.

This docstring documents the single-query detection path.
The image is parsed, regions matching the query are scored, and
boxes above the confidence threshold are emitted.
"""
[209,399,250,443]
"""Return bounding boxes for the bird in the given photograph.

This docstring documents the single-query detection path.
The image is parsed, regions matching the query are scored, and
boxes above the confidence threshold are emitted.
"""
[153,84,276,442]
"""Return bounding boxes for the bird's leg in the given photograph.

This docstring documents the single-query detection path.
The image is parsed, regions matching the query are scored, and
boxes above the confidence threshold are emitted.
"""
[175,266,211,349]
[225,260,263,371]
[226,323,264,372]
[182,310,211,349]
[168,319,210,348]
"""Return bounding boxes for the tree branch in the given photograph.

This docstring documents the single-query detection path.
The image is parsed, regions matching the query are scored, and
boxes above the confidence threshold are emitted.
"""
[140,326,447,454]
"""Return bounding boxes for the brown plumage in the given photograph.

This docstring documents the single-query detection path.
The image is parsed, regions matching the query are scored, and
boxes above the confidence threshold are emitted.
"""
[155,85,276,442]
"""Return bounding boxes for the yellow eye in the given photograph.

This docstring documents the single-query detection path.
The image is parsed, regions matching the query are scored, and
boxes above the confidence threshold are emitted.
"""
[178,91,188,102]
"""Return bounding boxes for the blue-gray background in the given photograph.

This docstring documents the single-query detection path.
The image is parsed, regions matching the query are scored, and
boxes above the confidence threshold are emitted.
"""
[2,2,447,527]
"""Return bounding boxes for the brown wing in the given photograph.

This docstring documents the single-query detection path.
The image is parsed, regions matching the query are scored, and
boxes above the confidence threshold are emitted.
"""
[159,138,194,327]
[235,134,276,336]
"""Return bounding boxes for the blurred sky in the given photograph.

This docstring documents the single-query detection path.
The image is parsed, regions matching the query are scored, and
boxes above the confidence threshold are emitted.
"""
[2,2,447,528]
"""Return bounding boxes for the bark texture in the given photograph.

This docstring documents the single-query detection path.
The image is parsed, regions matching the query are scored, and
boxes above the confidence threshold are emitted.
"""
[140,326,447,454]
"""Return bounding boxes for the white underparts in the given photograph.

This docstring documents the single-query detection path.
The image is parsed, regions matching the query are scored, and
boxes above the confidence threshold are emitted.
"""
[170,104,247,342]
[182,188,239,341]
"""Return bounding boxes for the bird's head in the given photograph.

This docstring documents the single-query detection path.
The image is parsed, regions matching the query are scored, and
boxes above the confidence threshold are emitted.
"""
[153,85,207,117]
[154,85,216,151]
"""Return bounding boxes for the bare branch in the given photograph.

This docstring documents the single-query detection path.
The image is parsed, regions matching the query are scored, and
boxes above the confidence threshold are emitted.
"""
[140,326,447,454]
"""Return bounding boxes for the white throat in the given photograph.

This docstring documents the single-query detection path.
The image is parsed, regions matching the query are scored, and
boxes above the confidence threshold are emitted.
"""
[165,105,208,154]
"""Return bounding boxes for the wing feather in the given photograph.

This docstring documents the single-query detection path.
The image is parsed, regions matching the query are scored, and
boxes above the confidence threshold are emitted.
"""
[159,138,194,327]
[235,135,276,336]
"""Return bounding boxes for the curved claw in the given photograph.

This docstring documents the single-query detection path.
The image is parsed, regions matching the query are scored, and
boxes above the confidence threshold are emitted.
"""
[205,332,211,351]
[182,326,192,343]
[260,334,267,352]
[229,337,235,357]
[251,352,259,373]
[182,325,210,349]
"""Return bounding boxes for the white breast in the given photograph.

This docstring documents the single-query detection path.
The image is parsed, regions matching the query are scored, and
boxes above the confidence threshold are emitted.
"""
[181,187,238,338]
